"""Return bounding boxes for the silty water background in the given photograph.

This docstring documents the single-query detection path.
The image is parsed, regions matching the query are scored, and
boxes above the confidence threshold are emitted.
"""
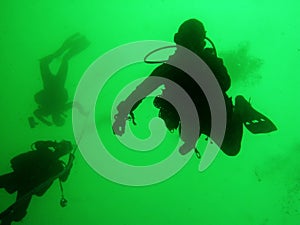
[1,1,300,224]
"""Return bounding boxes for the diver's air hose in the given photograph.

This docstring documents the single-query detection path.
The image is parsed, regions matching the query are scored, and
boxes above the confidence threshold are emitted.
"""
[144,37,218,64]
[144,45,176,64]
[204,37,217,56]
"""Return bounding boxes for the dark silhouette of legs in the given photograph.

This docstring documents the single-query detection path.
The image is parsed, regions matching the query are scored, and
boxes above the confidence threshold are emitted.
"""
[39,33,90,90]
[33,33,90,127]
[220,95,277,156]
[0,189,32,225]
[0,173,17,194]
[220,110,243,156]
[56,34,90,89]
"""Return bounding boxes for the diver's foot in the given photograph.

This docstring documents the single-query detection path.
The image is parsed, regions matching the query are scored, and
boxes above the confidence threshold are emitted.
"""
[61,33,82,50]
[64,36,90,59]
[235,95,277,134]
[51,33,82,58]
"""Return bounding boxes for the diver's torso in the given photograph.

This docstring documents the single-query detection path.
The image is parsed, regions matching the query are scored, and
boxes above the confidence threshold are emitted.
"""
[150,49,231,134]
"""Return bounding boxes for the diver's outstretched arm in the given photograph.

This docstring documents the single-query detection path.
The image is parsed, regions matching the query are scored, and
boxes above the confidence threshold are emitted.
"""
[34,109,52,126]
[113,66,166,136]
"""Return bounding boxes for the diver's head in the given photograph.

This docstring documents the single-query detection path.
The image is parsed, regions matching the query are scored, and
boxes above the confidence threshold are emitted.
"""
[54,140,73,158]
[174,19,206,52]
[52,113,65,127]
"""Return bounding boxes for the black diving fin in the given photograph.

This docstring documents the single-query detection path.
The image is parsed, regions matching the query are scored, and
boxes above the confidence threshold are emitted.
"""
[235,95,277,134]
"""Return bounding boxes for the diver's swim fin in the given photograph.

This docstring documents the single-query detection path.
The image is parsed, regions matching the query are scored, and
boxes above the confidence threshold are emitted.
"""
[65,36,90,58]
[62,33,82,49]
[235,95,277,134]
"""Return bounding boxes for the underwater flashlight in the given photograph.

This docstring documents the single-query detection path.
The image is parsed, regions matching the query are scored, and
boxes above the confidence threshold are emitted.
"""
[60,197,68,208]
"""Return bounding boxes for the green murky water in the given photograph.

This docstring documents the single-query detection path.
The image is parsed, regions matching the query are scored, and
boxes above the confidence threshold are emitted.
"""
[1,1,300,224]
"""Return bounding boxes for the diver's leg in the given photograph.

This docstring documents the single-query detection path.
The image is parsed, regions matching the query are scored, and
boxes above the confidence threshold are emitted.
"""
[0,190,31,225]
[220,112,243,156]
[219,96,243,156]
[10,191,32,223]
[55,56,69,88]
[0,206,13,225]
[39,55,55,90]
[0,216,12,225]
[39,34,83,89]
[0,173,17,194]
[54,35,90,88]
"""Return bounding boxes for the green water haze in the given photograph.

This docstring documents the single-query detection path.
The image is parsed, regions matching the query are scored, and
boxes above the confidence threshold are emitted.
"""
[1,1,300,224]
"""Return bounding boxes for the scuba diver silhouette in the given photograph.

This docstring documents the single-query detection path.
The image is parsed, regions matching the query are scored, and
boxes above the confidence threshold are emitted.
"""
[0,140,74,225]
[29,33,90,128]
[112,19,277,157]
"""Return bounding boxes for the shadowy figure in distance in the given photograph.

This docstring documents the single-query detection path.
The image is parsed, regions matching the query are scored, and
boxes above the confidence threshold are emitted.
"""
[0,140,74,225]
[29,33,90,128]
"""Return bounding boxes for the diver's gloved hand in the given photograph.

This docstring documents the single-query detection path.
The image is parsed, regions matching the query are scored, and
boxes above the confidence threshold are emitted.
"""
[113,113,128,136]
[112,101,130,136]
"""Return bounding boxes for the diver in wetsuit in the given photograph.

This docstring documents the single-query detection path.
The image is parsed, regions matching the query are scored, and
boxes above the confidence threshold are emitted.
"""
[0,140,74,225]
[30,33,90,127]
[112,19,277,156]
